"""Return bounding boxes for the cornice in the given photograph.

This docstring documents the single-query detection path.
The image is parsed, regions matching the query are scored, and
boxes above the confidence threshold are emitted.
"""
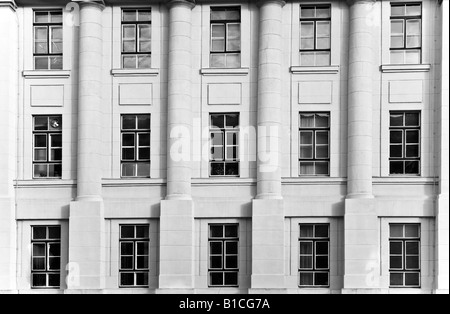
[0,0,17,10]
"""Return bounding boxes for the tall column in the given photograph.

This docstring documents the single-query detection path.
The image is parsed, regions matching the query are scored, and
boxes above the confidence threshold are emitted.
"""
[67,0,106,293]
[251,0,286,293]
[343,0,379,293]
[435,0,449,295]
[0,0,18,293]
[158,0,195,293]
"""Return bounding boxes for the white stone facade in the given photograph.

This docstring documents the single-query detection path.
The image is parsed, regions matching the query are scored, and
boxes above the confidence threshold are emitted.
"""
[0,0,448,294]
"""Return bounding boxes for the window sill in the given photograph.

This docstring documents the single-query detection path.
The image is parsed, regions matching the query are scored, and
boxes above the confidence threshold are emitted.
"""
[111,68,160,77]
[22,70,71,79]
[380,64,431,73]
[290,66,340,74]
[200,67,250,76]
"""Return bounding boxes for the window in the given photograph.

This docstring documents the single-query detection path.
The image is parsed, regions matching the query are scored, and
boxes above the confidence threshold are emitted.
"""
[300,5,331,66]
[119,225,150,288]
[390,3,422,64]
[33,116,62,179]
[299,224,330,287]
[389,224,421,288]
[122,9,151,69]
[210,113,239,177]
[299,113,330,176]
[209,224,239,287]
[33,10,63,70]
[121,114,151,178]
[210,7,241,68]
[389,112,421,175]
[31,226,61,289]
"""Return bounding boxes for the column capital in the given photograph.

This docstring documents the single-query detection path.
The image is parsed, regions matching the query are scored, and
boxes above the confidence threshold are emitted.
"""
[0,0,17,10]
[257,0,286,8]
[166,0,195,10]
[73,0,105,10]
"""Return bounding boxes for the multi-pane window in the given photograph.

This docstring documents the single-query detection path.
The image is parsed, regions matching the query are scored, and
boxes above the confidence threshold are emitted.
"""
[209,224,239,287]
[33,116,62,179]
[389,224,421,288]
[389,112,421,175]
[300,5,331,66]
[119,225,150,288]
[31,226,61,289]
[210,113,239,177]
[390,3,422,64]
[299,113,330,176]
[299,224,330,287]
[210,7,241,68]
[121,114,151,178]
[122,9,152,69]
[34,10,63,70]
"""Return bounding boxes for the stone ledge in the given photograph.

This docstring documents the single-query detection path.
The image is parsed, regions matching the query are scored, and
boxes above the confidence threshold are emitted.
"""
[290,65,340,74]
[380,64,431,73]
[22,70,71,79]
[200,67,250,76]
[111,68,159,77]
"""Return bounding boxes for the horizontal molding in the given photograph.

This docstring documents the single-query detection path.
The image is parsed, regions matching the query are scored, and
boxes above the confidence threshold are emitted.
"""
[290,65,340,74]
[15,180,76,189]
[111,68,159,77]
[22,70,71,79]
[200,67,250,76]
[102,178,165,187]
[380,64,431,73]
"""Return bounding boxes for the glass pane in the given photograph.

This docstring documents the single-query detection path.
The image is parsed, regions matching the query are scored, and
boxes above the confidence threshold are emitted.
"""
[390,242,403,255]
[226,147,238,160]
[48,257,61,270]
[48,226,60,239]
[300,242,313,254]
[315,225,329,238]
[35,56,49,70]
[137,115,150,129]
[34,164,48,178]
[390,225,404,238]
[139,24,151,41]
[300,132,313,145]
[316,7,331,18]
[138,55,151,68]
[316,132,329,145]
[51,27,63,45]
[406,19,421,35]
[34,149,47,161]
[300,7,315,18]
[210,225,224,238]
[301,38,314,50]
[405,225,420,238]
[122,163,136,177]
[316,256,329,269]
[122,116,136,130]
[211,54,226,68]
[138,10,151,22]
[406,256,420,269]
[122,134,135,147]
[300,162,314,175]
[300,256,313,269]
[227,24,241,51]
[405,161,420,174]
[139,41,151,52]
[210,256,222,269]
[33,258,45,270]
[390,130,403,144]
[316,114,329,128]
[300,52,315,66]
[50,56,63,70]
[225,162,238,176]
[391,20,404,34]
[136,256,149,269]
[32,274,47,287]
[226,256,238,269]
[405,113,420,126]
[212,39,225,52]
[406,4,421,16]
[120,273,134,286]
[34,116,48,131]
[300,22,314,38]
[210,163,225,176]
[211,24,226,38]
[121,256,133,269]
[406,145,419,158]
[50,12,63,24]
[211,133,223,146]
[33,243,46,256]
[49,117,62,130]
[48,164,62,178]
[390,161,404,174]
[210,242,223,255]
[139,133,150,146]
[299,272,314,286]
[121,226,135,239]
[300,146,313,159]
[122,148,135,160]
[316,21,330,37]
[34,134,47,148]
[405,50,420,64]
[211,147,224,160]
[226,241,238,255]
[390,145,403,158]
[226,132,238,146]
[121,242,134,255]
[390,256,403,269]
[316,242,328,255]
[226,115,239,128]
[225,225,238,238]
[226,54,241,68]
[390,113,404,127]
[136,272,149,286]
[315,272,329,286]
[136,163,150,177]
[136,225,149,239]
[139,148,150,160]
[211,115,225,129]
[224,272,238,286]
[123,10,137,22]
[315,52,330,66]
[300,225,314,238]
[406,34,421,48]
[300,114,315,128]
[123,40,136,53]
[51,134,62,148]
[405,272,420,286]
[35,11,49,23]
[123,56,137,69]
[316,146,329,159]
[210,272,223,286]
[48,243,60,257]
[391,35,404,48]
[390,50,404,64]
[390,272,404,286]
[211,9,240,21]
[391,5,405,16]
[315,162,329,175]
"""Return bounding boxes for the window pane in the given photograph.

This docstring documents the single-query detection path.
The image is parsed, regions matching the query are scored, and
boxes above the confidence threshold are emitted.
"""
[212,24,225,38]
[48,164,62,178]
[211,133,223,146]
[316,22,330,48]
[406,5,421,16]
[35,27,48,54]
[120,273,135,286]
[139,148,150,160]
[122,116,136,130]
[136,272,149,286]
[300,7,315,18]
[405,113,420,126]
[124,25,137,39]
[390,113,404,127]
[224,272,238,286]
[35,56,49,70]
[210,272,223,286]
[226,241,238,255]
[300,132,313,145]
[300,242,313,254]
[50,12,63,23]
[121,256,133,269]
[315,114,329,128]
[391,5,405,16]
[210,242,223,255]
[211,9,240,21]
[390,145,403,158]
[390,272,404,286]
[390,242,403,255]
[139,133,151,147]
[225,162,239,176]
[34,116,48,131]
[316,146,329,159]
[211,115,225,129]
[316,7,331,18]
[315,162,329,175]
[391,35,404,48]
[33,243,46,257]
[138,10,151,21]
[300,146,313,159]
[32,274,47,287]
[121,242,134,256]
[123,55,137,69]
[225,54,241,68]
[300,52,315,66]
[210,225,224,238]
[390,50,404,64]
[121,226,135,239]
[300,114,315,128]
[301,38,314,50]
[48,257,60,270]
[122,163,136,177]
[390,130,403,144]
[226,114,239,128]
[210,256,222,269]
[390,225,404,238]
[34,134,47,148]
[299,272,314,286]
[122,10,137,22]
[138,55,151,69]
[405,225,420,238]
[211,54,226,68]
[51,135,62,148]
[315,224,329,237]
[390,256,403,269]
[300,225,314,238]
[300,256,313,269]
[315,52,330,66]
[51,27,63,53]
[136,163,150,177]
[48,243,60,257]
[122,148,135,160]
[48,227,60,239]
[405,50,420,64]
[391,20,404,34]
[34,149,47,162]
[225,225,238,238]
[406,145,419,158]
[136,256,149,269]
[301,21,314,37]
[35,11,49,23]
[406,256,420,270]
[50,56,63,70]
[136,242,149,256]
[405,272,420,286]
[316,242,328,255]
[227,24,241,51]
[315,272,329,286]
[300,162,315,175]
[122,134,135,147]
[211,147,224,160]
[226,132,238,146]
[34,164,48,178]
[136,225,149,239]
[49,117,62,130]
[316,132,329,145]
[316,256,329,269]
[226,256,238,269]
[226,147,238,160]
[405,161,419,174]
[33,258,46,270]
[211,163,225,176]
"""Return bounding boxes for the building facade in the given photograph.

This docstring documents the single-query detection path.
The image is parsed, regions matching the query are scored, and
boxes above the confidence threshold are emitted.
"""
[0,0,448,294]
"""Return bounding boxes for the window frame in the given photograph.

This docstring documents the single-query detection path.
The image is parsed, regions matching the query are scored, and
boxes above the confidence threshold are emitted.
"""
[32,115,63,179]
[299,5,332,66]
[298,224,330,288]
[120,114,151,178]
[209,113,240,177]
[121,9,152,69]
[33,10,63,70]
[31,226,61,289]
[389,3,422,64]
[389,224,421,288]
[389,111,421,176]
[119,224,150,288]
[299,112,330,176]
[208,224,239,288]
[210,6,242,68]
